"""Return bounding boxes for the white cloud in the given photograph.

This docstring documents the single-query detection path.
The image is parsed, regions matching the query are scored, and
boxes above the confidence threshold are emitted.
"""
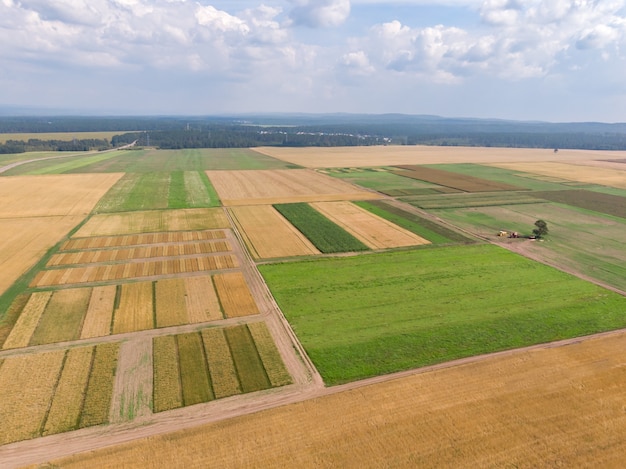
[289,0,351,28]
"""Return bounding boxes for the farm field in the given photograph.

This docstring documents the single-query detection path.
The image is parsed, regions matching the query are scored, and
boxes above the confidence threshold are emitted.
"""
[322,167,446,196]
[393,165,524,192]
[206,169,381,205]
[259,244,626,384]
[401,191,542,209]
[253,145,626,168]
[432,203,626,292]
[40,330,626,468]
[1,151,128,176]
[74,208,229,237]
[0,131,124,144]
[532,189,626,218]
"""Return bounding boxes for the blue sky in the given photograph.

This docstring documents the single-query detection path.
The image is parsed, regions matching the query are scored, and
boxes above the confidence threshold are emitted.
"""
[1,0,626,122]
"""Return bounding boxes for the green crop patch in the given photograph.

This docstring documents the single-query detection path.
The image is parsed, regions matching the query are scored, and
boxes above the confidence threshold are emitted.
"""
[393,165,525,192]
[532,189,626,219]
[401,192,543,210]
[259,244,626,385]
[274,203,369,253]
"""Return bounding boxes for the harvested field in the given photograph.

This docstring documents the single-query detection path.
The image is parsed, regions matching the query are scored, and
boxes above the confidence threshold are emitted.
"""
[213,272,260,318]
[206,169,380,205]
[43,346,93,436]
[229,205,319,258]
[532,189,626,218]
[184,276,223,323]
[80,285,116,339]
[393,165,523,192]
[153,335,183,413]
[310,201,430,249]
[48,240,230,267]
[62,230,227,251]
[112,282,154,334]
[201,328,241,399]
[0,350,65,445]
[29,288,90,346]
[2,291,52,349]
[253,145,626,168]
[0,174,122,218]
[490,161,626,189]
[155,278,188,327]
[73,208,229,238]
[31,254,239,287]
[44,331,626,468]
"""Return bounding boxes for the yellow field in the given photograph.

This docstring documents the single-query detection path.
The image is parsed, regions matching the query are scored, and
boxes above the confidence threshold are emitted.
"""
[213,272,260,318]
[253,145,626,168]
[184,275,223,323]
[81,285,116,339]
[155,278,188,327]
[489,161,626,189]
[310,201,431,249]
[229,205,319,259]
[112,282,154,334]
[206,169,381,206]
[62,230,227,251]
[73,208,230,238]
[46,331,626,467]
[2,291,52,349]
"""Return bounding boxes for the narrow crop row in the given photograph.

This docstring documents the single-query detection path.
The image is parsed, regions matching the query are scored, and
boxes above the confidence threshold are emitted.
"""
[62,230,227,251]
[152,324,291,413]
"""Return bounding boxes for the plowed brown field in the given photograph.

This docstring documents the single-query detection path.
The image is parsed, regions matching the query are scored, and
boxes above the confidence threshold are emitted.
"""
[229,205,319,258]
[206,169,380,206]
[253,145,626,168]
[310,201,430,249]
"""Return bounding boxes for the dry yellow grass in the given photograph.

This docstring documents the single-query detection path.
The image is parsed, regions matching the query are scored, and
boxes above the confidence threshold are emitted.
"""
[81,285,116,339]
[44,331,626,468]
[43,346,94,436]
[206,169,380,206]
[489,161,626,189]
[213,272,260,318]
[229,205,319,259]
[310,201,431,249]
[201,328,241,399]
[0,349,65,445]
[155,278,188,327]
[184,275,223,323]
[73,208,230,238]
[112,282,154,334]
[253,145,626,168]
[2,291,52,349]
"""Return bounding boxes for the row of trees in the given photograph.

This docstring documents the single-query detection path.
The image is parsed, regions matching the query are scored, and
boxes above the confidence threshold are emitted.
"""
[0,138,111,154]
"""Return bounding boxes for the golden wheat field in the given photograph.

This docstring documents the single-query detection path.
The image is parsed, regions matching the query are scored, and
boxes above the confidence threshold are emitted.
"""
[45,332,626,468]
[74,208,230,238]
[310,201,431,249]
[229,205,319,258]
[206,169,381,205]
[489,161,626,189]
[253,145,626,168]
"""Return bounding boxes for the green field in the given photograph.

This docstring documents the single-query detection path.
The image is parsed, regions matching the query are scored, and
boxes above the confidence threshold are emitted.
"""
[1,151,126,176]
[324,167,446,196]
[274,203,369,253]
[432,203,626,292]
[401,191,543,209]
[259,244,626,385]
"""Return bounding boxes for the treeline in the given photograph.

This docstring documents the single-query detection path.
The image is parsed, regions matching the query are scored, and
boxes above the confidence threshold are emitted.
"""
[0,138,111,154]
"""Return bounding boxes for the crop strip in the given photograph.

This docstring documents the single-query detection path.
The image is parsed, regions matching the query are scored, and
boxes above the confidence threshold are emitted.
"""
[0,293,29,347]
[80,285,116,339]
[79,342,119,428]
[184,171,213,207]
[155,278,188,327]
[112,282,154,334]
[177,332,214,406]
[248,322,292,387]
[224,325,271,393]
[213,272,260,318]
[393,165,524,192]
[201,328,242,399]
[153,335,183,413]
[30,288,91,346]
[184,275,223,323]
[43,346,93,435]
[2,291,52,349]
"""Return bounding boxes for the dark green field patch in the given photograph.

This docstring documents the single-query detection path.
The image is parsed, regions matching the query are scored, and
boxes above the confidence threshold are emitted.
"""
[177,332,213,406]
[225,325,271,393]
[259,244,626,385]
[532,189,626,219]
[274,203,369,253]
[353,200,475,244]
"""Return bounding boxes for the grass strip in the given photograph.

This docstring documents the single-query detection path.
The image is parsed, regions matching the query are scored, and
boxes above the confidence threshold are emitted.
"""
[168,171,187,209]
[248,322,292,387]
[183,171,212,207]
[30,288,91,346]
[177,332,214,406]
[79,342,119,428]
[93,173,141,213]
[43,346,93,435]
[153,335,183,412]
[274,203,369,253]
[199,171,221,207]
[354,200,475,244]
[224,325,271,393]
[201,328,241,399]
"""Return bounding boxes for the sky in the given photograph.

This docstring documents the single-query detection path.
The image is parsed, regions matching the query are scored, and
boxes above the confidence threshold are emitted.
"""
[1,0,626,122]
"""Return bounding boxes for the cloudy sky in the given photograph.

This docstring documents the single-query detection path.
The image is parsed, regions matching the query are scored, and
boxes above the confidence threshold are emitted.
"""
[2,0,626,121]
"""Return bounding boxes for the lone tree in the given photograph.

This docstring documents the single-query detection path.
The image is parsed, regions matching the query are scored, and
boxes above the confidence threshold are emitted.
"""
[533,219,549,238]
